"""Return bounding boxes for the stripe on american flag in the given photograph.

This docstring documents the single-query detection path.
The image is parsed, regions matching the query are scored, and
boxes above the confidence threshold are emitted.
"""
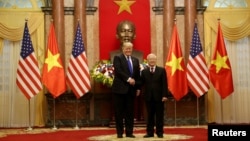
[187,53,209,96]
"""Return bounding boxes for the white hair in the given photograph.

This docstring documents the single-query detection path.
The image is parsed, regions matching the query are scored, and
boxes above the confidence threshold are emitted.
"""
[147,53,157,59]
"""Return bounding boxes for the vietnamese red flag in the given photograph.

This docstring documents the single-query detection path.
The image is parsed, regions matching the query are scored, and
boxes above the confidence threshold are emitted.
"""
[99,0,151,60]
[42,23,66,98]
[165,24,188,101]
[209,21,234,99]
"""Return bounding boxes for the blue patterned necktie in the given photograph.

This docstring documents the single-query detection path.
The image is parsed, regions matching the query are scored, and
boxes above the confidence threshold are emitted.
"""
[127,56,133,75]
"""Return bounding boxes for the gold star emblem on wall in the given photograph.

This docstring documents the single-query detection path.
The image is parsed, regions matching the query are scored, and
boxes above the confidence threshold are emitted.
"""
[166,53,184,76]
[114,0,136,14]
[45,50,63,72]
[211,51,230,73]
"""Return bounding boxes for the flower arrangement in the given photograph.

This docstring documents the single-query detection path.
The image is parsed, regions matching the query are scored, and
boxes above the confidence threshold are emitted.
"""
[90,59,148,87]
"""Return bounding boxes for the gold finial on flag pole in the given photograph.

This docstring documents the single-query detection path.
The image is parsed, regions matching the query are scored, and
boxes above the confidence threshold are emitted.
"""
[174,18,177,24]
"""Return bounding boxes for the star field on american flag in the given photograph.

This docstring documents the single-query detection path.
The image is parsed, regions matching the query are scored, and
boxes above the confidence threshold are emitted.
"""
[190,26,202,58]
[72,27,84,57]
[20,26,34,59]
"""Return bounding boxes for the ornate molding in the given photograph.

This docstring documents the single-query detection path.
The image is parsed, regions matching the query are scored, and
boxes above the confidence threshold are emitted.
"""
[41,6,98,15]
[152,6,207,15]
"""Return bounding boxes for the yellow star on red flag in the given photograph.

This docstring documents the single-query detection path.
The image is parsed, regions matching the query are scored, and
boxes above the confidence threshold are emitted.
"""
[211,51,230,73]
[44,50,63,72]
[166,53,184,76]
[114,0,136,14]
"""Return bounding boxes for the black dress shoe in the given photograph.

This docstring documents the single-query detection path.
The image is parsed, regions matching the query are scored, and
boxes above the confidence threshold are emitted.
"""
[126,134,135,138]
[117,134,123,138]
[143,134,154,138]
[157,134,163,138]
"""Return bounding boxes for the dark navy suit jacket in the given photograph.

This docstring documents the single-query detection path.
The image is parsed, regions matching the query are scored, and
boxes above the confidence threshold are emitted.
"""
[112,54,140,94]
[140,66,168,101]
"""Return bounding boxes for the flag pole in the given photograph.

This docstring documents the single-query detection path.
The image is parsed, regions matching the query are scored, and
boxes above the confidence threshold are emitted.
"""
[25,99,33,131]
[196,97,200,126]
[220,99,224,124]
[73,98,80,129]
[174,99,176,127]
[52,98,57,130]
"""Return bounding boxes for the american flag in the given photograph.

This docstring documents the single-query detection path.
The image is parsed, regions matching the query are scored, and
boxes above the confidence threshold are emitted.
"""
[187,23,209,97]
[66,23,91,98]
[16,21,42,99]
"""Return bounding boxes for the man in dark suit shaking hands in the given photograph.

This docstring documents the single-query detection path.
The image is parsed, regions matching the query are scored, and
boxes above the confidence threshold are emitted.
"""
[112,42,141,138]
[140,53,168,138]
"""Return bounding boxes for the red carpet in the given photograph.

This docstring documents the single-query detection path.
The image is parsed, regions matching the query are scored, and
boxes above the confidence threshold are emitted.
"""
[0,126,207,141]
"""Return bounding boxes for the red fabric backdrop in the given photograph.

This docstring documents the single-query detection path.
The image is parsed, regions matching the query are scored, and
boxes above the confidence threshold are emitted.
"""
[99,0,151,60]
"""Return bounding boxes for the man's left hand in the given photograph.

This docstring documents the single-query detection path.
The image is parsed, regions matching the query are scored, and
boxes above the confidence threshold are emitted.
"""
[136,90,140,96]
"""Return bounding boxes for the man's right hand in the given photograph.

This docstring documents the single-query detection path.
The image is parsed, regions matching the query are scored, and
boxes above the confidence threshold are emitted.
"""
[128,78,135,85]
